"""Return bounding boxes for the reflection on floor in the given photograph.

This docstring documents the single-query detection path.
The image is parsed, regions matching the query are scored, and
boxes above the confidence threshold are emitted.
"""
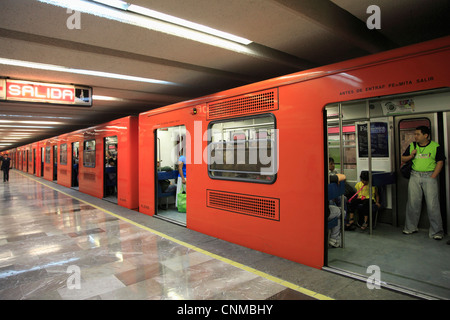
[328,223,450,299]
[0,171,304,300]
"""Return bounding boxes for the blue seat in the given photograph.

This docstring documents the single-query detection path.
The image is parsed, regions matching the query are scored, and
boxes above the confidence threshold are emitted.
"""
[327,182,345,230]
[157,171,178,208]
[328,182,345,201]
[105,166,117,186]
[328,216,339,229]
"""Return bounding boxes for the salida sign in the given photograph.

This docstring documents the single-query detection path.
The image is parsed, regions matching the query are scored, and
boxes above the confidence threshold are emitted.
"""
[0,79,92,106]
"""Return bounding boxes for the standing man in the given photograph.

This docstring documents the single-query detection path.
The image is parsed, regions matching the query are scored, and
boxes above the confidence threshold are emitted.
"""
[401,126,445,240]
[1,153,11,182]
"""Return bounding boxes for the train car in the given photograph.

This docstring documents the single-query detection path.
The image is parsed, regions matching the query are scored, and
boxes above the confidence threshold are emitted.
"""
[16,146,24,172]
[41,137,59,182]
[139,35,450,283]
[56,131,81,189]
[26,142,38,175]
[71,116,139,209]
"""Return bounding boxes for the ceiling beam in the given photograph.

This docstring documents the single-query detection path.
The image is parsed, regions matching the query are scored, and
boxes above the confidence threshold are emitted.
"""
[272,0,398,53]
[0,28,259,84]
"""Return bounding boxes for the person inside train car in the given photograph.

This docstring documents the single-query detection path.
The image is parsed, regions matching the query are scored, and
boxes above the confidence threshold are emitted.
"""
[401,126,445,240]
[329,157,355,231]
[328,173,346,247]
[348,171,381,231]
[175,152,186,208]
[1,153,12,182]
[157,161,177,199]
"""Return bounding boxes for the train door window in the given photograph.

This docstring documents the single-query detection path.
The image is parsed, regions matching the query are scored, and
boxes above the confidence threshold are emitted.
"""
[328,126,357,181]
[45,147,51,164]
[26,150,29,171]
[207,114,277,183]
[72,142,79,188]
[33,149,36,174]
[83,139,96,168]
[53,145,57,181]
[104,136,118,202]
[60,144,67,165]
[41,147,45,176]
[155,125,186,226]
[28,149,32,171]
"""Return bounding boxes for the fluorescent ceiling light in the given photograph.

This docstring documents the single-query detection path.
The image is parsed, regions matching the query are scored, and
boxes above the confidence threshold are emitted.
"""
[93,95,124,101]
[0,58,179,86]
[90,0,253,44]
[0,114,73,120]
[38,0,255,54]
[0,120,64,125]
[125,4,253,45]
[92,0,129,10]
[0,125,54,128]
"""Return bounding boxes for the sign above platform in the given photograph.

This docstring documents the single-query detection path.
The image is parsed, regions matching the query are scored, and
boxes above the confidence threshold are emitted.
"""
[0,78,92,106]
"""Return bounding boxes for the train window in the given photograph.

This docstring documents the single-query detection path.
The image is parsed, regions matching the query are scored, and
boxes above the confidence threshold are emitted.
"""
[60,143,67,165]
[83,139,96,168]
[328,127,357,175]
[208,114,277,183]
[45,146,51,164]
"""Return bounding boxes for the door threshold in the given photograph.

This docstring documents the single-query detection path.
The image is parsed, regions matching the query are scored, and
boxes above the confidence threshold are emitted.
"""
[154,214,186,227]
[322,266,445,300]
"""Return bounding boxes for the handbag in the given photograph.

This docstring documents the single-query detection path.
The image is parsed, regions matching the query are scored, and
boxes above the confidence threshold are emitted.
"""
[400,142,417,179]
[348,184,366,203]
[177,184,186,213]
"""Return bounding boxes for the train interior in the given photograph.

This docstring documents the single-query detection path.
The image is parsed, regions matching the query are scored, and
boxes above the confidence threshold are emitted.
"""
[155,125,187,226]
[72,142,79,189]
[103,136,118,204]
[53,145,57,182]
[325,88,450,299]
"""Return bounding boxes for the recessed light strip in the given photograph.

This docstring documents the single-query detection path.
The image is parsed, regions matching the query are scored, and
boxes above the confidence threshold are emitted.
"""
[37,0,254,54]
[125,4,253,45]
[89,0,252,45]
[0,58,180,86]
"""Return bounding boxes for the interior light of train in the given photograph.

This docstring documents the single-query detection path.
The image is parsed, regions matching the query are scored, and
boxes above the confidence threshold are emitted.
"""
[1,79,92,106]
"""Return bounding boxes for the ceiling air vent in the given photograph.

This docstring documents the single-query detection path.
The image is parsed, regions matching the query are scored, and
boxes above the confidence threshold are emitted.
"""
[207,88,278,120]
[207,189,280,221]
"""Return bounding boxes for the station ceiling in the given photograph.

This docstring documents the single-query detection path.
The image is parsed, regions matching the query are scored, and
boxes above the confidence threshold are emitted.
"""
[1,0,449,151]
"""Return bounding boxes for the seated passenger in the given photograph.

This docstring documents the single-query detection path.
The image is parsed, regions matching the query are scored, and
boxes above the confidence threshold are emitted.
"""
[348,171,381,231]
[328,173,346,248]
[329,158,354,231]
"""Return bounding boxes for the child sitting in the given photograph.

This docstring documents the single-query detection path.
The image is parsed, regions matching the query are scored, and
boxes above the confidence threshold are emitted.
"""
[348,171,381,230]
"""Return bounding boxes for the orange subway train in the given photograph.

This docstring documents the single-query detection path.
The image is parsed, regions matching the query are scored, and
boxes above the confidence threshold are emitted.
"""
[3,37,450,296]
[139,36,450,269]
[8,116,139,210]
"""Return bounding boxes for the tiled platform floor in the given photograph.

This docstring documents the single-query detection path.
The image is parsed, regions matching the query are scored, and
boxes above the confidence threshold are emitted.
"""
[0,170,418,300]
[0,170,313,300]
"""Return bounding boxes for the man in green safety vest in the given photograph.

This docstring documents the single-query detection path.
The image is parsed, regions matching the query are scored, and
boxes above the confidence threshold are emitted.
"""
[401,126,445,240]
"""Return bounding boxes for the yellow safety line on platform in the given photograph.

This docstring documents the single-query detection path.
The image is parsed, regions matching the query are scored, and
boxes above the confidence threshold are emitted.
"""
[16,171,334,300]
